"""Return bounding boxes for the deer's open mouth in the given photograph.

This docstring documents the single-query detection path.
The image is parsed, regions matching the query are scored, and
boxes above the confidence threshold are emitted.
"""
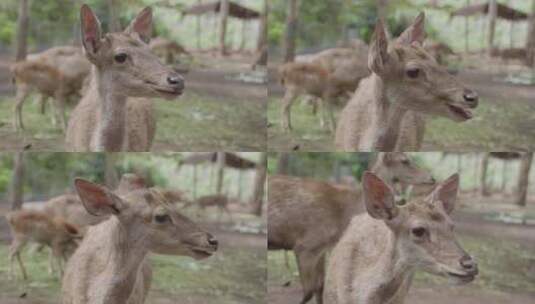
[447,103,473,121]
[190,247,215,259]
[154,87,183,97]
[447,271,476,282]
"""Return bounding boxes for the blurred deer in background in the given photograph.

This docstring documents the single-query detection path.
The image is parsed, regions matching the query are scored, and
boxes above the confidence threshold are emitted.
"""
[6,210,81,280]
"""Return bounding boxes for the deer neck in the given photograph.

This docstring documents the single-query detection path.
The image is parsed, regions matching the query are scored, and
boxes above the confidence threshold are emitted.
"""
[94,67,128,152]
[373,226,415,302]
[370,74,408,151]
[101,216,149,302]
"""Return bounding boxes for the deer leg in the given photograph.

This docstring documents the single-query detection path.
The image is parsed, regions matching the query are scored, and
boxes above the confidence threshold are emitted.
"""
[321,92,337,132]
[13,85,30,131]
[39,94,48,115]
[48,247,55,275]
[53,89,67,132]
[314,254,326,304]
[295,246,323,304]
[52,241,64,279]
[281,88,298,132]
[9,237,28,280]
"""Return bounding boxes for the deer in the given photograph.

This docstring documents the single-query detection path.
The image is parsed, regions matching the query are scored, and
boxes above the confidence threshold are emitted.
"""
[335,13,479,151]
[65,5,185,152]
[324,172,478,304]
[183,194,233,221]
[61,179,218,304]
[268,152,435,304]
[149,37,191,65]
[6,210,82,280]
[11,46,90,131]
[279,49,369,132]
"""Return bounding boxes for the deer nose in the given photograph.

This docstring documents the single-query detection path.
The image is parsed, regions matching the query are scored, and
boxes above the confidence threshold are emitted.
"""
[207,234,218,248]
[463,90,478,108]
[460,255,478,274]
[167,74,184,89]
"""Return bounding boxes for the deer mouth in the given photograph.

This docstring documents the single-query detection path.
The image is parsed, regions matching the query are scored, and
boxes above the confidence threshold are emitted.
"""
[190,247,215,259]
[446,271,476,283]
[447,103,473,121]
[153,87,183,97]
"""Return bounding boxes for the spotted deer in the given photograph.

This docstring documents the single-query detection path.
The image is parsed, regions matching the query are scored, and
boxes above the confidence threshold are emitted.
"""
[61,179,218,304]
[279,48,369,132]
[335,13,479,151]
[6,210,81,280]
[66,5,184,151]
[11,46,90,132]
[324,172,478,304]
[268,152,435,304]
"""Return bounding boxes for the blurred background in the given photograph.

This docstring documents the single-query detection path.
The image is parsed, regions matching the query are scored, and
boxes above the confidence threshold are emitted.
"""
[268,152,535,304]
[268,0,535,151]
[0,152,267,304]
[0,0,268,151]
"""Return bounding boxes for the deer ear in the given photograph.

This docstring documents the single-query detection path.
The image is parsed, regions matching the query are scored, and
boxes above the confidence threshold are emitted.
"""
[125,7,153,43]
[74,178,125,217]
[368,20,389,74]
[80,4,102,56]
[428,173,459,214]
[362,171,398,220]
[397,12,426,45]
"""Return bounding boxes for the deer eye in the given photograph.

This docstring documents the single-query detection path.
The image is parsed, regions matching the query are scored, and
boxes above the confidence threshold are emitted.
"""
[154,214,170,223]
[411,227,427,238]
[401,159,410,165]
[406,67,420,78]
[114,53,128,63]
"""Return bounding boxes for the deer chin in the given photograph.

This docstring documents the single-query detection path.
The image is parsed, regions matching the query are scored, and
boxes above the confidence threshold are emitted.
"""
[446,271,476,285]
[446,102,473,122]
[188,247,215,260]
[152,86,183,99]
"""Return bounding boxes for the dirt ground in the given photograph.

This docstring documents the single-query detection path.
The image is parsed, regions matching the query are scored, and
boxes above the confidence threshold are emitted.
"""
[0,52,267,151]
[267,62,535,151]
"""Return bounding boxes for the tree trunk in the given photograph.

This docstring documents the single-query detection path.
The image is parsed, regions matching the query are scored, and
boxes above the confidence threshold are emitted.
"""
[480,153,490,196]
[104,153,118,189]
[251,153,267,216]
[256,0,268,52]
[276,153,290,175]
[15,0,29,62]
[216,152,226,194]
[283,0,299,63]
[465,0,470,52]
[196,0,202,50]
[487,0,498,56]
[107,0,121,32]
[9,153,25,210]
[218,0,230,56]
[526,0,535,66]
[515,152,533,206]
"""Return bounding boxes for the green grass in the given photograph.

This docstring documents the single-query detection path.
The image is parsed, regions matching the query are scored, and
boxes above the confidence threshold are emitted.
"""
[0,92,265,151]
[267,234,535,295]
[267,96,535,151]
[0,243,266,304]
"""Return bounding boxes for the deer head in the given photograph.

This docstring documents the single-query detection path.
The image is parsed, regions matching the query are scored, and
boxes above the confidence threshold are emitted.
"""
[362,171,478,284]
[80,4,184,100]
[374,152,435,185]
[369,13,478,122]
[74,178,218,260]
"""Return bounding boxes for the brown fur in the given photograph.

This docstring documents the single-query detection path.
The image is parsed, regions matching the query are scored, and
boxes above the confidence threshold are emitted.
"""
[149,37,191,64]
[335,14,478,151]
[66,6,183,152]
[62,177,217,304]
[324,173,477,304]
[267,153,434,304]
[6,210,81,280]
[11,46,90,131]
